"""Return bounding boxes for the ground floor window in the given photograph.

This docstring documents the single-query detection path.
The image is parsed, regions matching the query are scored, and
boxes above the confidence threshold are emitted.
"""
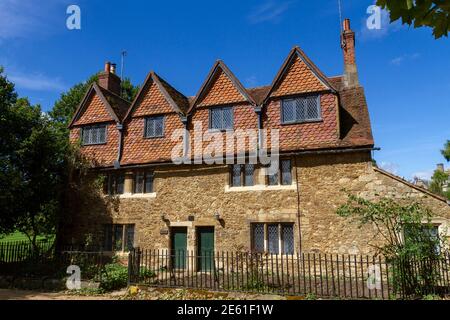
[103,224,135,252]
[251,223,294,254]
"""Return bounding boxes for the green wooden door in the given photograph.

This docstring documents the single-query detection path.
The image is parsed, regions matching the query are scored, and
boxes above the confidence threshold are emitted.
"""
[171,227,187,269]
[197,227,214,271]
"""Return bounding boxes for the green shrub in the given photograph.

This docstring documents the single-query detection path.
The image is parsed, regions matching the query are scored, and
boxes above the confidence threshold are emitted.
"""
[100,263,128,292]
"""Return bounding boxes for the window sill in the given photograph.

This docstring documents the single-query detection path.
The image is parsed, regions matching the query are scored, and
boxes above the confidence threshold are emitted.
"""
[280,119,323,125]
[119,193,156,199]
[225,184,296,192]
[104,193,156,199]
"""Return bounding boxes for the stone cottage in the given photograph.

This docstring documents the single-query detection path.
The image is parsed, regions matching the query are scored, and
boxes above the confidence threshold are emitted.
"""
[64,19,450,257]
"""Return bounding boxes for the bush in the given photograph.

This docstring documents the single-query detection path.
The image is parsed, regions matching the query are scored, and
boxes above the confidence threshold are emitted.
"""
[100,263,128,292]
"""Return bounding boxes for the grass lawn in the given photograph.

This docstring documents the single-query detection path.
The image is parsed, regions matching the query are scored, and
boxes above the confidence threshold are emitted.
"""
[0,231,54,243]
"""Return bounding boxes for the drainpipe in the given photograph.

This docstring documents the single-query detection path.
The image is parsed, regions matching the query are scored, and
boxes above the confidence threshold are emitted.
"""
[254,106,263,151]
[180,115,189,160]
[114,123,124,169]
[294,156,302,253]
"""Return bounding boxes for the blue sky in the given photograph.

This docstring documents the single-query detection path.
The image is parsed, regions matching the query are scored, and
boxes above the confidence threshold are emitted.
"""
[1,0,449,181]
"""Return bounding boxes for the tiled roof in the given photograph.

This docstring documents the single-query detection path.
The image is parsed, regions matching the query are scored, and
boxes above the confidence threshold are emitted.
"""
[98,86,131,121]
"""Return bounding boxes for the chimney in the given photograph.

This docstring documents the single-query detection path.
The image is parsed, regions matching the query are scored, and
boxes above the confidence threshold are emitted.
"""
[437,163,445,172]
[341,19,359,88]
[98,61,121,95]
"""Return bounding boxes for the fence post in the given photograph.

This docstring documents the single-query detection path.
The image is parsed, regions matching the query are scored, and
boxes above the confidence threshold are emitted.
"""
[127,248,134,286]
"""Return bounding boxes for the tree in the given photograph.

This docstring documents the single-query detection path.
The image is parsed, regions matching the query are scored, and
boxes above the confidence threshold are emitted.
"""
[0,67,66,248]
[441,140,450,162]
[429,168,449,198]
[377,0,450,38]
[337,194,446,296]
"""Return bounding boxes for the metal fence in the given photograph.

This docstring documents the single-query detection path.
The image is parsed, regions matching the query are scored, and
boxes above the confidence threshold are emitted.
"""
[128,249,450,299]
[0,239,54,263]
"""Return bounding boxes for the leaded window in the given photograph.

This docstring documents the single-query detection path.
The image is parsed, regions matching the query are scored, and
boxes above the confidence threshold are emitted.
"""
[103,224,135,252]
[210,106,233,130]
[252,224,265,253]
[268,224,279,254]
[134,171,154,194]
[281,159,292,185]
[81,124,107,145]
[231,164,255,187]
[105,173,125,195]
[251,223,295,254]
[282,95,321,123]
[144,116,164,138]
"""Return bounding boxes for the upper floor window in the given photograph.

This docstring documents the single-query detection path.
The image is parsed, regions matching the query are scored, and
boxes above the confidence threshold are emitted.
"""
[210,106,233,131]
[134,171,154,194]
[104,173,125,195]
[144,116,164,138]
[267,159,292,186]
[81,124,107,145]
[281,95,321,124]
[231,164,255,187]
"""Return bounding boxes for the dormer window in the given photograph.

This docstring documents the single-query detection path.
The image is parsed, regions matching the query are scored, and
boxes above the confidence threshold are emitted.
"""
[281,95,321,124]
[81,124,107,145]
[209,106,233,131]
[144,116,164,138]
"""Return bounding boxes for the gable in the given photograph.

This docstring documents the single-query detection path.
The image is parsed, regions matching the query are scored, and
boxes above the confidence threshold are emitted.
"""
[270,55,328,98]
[196,69,247,107]
[132,80,174,117]
[73,92,115,126]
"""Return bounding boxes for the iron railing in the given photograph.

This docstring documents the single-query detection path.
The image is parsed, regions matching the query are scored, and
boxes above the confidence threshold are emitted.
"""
[128,249,450,299]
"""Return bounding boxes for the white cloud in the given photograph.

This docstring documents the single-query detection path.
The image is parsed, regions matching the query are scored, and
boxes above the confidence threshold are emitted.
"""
[7,72,67,92]
[244,75,258,87]
[0,0,70,40]
[411,170,434,181]
[390,53,420,66]
[247,1,293,24]
[379,161,399,175]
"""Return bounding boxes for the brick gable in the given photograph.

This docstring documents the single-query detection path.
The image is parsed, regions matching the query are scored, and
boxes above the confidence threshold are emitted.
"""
[271,55,328,97]
[133,81,174,117]
[73,93,115,126]
[196,69,247,107]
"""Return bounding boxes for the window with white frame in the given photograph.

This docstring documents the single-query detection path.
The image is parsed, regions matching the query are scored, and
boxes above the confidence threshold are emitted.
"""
[231,164,255,187]
[134,171,154,194]
[103,224,135,252]
[81,124,107,145]
[267,159,292,186]
[251,223,294,254]
[210,106,233,130]
[281,95,321,123]
[404,224,441,254]
[144,116,164,138]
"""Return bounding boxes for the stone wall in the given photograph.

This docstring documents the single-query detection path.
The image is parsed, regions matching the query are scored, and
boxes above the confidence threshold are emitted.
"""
[62,151,450,255]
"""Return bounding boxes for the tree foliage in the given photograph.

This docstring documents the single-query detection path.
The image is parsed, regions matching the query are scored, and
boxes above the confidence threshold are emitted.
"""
[442,140,450,162]
[0,67,65,246]
[429,169,450,199]
[376,0,450,38]
[337,194,446,296]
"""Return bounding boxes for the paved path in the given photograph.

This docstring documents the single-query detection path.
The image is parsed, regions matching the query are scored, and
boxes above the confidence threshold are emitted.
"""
[0,289,116,300]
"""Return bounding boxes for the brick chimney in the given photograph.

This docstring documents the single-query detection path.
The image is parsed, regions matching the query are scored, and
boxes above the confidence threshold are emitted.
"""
[98,61,121,95]
[341,19,359,88]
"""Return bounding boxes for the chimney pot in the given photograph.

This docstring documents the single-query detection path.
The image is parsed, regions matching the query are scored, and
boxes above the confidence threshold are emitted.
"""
[343,19,351,32]
[104,61,111,73]
[98,61,121,95]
